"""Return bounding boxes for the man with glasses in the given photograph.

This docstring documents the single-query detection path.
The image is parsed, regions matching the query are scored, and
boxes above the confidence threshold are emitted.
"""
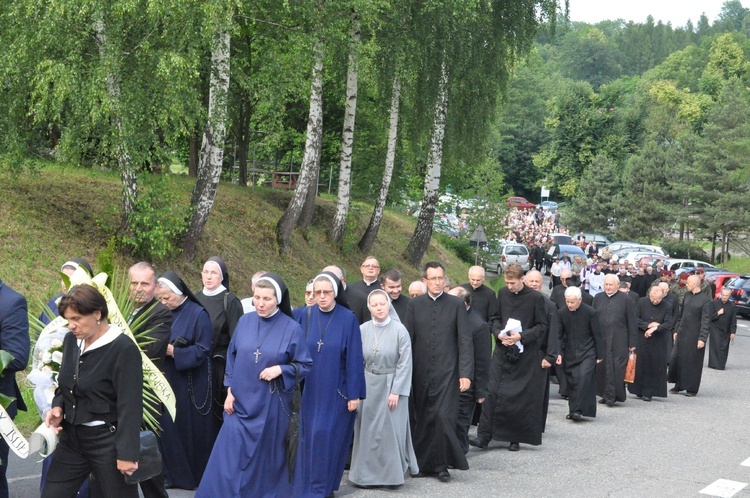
[346,256,382,324]
[404,262,473,483]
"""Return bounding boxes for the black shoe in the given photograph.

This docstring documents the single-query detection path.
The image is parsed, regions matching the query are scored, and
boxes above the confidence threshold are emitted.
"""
[606,400,615,407]
[598,398,607,404]
[643,396,652,402]
[469,437,489,449]
[509,442,520,451]
[411,471,433,478]
[438,470,451,483]
[571,412,583,421]
[684,392,697,397]
[669,387,681,393]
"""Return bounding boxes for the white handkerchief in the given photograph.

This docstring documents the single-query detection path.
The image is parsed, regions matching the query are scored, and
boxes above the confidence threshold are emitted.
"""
[500,318,524,353]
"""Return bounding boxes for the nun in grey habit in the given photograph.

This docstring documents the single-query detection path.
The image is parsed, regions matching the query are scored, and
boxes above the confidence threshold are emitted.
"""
[349,289,419,488]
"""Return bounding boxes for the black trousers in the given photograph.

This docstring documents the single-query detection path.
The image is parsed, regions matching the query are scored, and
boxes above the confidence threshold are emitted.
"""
[42,424,138,498]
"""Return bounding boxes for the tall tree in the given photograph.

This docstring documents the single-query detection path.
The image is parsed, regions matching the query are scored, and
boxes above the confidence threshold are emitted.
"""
[566,154,620,233]
[329,9,361,246]
[182,12,233,260]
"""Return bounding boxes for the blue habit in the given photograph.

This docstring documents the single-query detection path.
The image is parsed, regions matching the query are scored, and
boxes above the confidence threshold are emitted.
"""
[294,304,366,497]
[160,298,214,489]
[196,310,313,498]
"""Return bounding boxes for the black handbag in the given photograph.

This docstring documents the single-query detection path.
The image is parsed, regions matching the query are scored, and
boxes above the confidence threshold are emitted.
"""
[124,430,163,484]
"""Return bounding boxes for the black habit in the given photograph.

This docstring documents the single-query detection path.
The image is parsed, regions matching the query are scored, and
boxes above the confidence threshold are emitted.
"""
[630,275,648,297]
[346,279,381,324]
[668,291,711,394]
[404,292,473,473]
[628,297,674,399]
[456,307,492,454]
[540,297,560,428]
[708,299,737,370]
[480,285,548,446]
[557,303,604,417]
[593,291,637,403]
[390,293,410,322]
[460,283,499,323]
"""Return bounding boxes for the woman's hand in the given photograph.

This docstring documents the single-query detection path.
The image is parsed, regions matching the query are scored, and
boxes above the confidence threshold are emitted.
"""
[387,394,399,410]
[224,387,235,415]
[44,407,63,435]
[347,399,360,412]
[259,365,282,382]
[117,460,138,476]
[166,344,174,357]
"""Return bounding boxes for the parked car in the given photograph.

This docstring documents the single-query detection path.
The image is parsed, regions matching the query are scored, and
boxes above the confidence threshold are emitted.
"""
[545,244,586,274]
[710,273,740,299]
[582,233,612,250]
[548,233,573,245]
[538,200,559,211]
[482,242,531,273]
[506,196,536,209]
[617,251,666,266]
[724,276,750,317]
[665,259,715,271]
[607,241,643,253]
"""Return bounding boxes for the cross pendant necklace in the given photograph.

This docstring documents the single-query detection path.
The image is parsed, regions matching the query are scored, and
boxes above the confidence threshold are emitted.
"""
[254,318,273,364]
[316,306,337,353]
[254,348,262,363]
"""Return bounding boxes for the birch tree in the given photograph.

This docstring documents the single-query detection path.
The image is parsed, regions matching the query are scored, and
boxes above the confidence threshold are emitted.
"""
[359,72,401,252]
[329,10,361,246]
[276,41,325,252]
[182,19,232,260]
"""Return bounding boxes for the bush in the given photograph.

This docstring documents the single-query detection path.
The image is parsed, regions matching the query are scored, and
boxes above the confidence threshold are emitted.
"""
[435,233,475,265]
[119,174,188,260]
[661,240,708,260]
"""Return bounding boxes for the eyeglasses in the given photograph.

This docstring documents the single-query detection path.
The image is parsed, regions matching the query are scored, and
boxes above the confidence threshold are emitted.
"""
[425,276,445,283]
[361,264,380,269]
[314,290,334,296]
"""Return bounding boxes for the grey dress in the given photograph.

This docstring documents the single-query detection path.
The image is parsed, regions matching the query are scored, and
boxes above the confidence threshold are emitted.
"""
[349,319,419,486]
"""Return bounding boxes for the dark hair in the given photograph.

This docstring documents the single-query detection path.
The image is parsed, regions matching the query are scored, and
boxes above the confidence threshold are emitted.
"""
[58,284,109,319]
[380,268,402,284]
[421,261,445,278]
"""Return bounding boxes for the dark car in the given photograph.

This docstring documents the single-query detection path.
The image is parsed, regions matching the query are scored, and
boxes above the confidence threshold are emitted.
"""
[545,244,586,274]
[725,275,750,317]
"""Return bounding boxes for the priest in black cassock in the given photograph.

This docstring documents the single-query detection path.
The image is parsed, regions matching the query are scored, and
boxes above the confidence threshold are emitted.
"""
[380,268,410,321]
[550,269,592,309]
[345,256,382,324]
[448,287,491,454]
[473,263,547,452]
[460,266,498,323]
[708,287,737,370]
[404,262,473,483]
[523,270,559,431]
[593,274,637,407]
[628,286,675,402]
[556,286,603,421]
[669,275,712,396]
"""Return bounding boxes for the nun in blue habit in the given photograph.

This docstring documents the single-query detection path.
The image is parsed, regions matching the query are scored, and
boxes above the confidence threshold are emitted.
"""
[294,272,366,498]
[196,273,313,498]
[155,271,214,490]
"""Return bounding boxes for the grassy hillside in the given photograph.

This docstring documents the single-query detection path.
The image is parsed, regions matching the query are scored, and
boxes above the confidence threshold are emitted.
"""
[1,162,472,310]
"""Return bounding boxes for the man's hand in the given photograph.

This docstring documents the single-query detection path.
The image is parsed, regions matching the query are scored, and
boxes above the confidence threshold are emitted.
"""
[459,378,471,392]
[697,340,705,349]
[541,358,552,368]
[556,354,563,365]
[717,308,724,316]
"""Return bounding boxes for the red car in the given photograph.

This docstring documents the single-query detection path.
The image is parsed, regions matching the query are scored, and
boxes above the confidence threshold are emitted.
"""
[506,196,536,209]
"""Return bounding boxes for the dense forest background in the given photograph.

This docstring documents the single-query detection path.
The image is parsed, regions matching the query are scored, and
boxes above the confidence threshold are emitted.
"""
[2,1,749,264]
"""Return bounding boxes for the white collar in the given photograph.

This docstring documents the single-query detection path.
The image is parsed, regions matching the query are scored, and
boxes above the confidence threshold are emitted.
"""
[363,278,378,286]
[202,285,227,297]
[80,324,123,354]
[429,291,443,301]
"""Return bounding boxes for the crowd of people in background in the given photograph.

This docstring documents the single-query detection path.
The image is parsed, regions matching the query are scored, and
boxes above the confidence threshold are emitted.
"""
[0,236,737,497]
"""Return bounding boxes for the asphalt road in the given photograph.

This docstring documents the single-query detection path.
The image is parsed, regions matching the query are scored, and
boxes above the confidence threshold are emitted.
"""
[8,314,750,497]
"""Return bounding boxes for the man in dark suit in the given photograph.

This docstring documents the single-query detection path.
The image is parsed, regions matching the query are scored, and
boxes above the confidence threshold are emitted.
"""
[127,263,171,497]
[0,278,30,498]
[346,256,382,324]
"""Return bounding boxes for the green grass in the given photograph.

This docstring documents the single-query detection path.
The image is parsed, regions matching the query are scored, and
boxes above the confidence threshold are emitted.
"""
[2,159,473,434]
[719,256,750,275]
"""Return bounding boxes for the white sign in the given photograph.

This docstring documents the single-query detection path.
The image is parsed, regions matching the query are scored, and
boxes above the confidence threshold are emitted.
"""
[541,186,550,198]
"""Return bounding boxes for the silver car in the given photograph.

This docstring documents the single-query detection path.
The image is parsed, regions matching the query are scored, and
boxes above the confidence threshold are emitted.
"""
[482,243,531,273]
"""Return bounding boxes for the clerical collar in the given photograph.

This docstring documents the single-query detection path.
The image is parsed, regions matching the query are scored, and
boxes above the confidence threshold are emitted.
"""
[429,291,443,301]
[363,279,378,286]
[606,292,617,297]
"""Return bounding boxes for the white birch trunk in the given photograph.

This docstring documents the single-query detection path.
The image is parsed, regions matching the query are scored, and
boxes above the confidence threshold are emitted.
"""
[182,26,231,260]
[94,17,136,231]
[277,41,325,251]
[405,62,449,267]
[359,72,401,252]
[329,11,361,246]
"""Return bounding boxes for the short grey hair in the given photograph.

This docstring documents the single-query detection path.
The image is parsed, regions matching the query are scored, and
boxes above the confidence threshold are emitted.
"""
[564,286,582,299]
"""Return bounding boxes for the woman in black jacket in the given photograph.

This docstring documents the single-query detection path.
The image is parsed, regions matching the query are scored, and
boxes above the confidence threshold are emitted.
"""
[42,284,143,498]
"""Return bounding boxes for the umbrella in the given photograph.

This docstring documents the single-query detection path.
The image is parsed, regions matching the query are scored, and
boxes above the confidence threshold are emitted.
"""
[286,363,302,482]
